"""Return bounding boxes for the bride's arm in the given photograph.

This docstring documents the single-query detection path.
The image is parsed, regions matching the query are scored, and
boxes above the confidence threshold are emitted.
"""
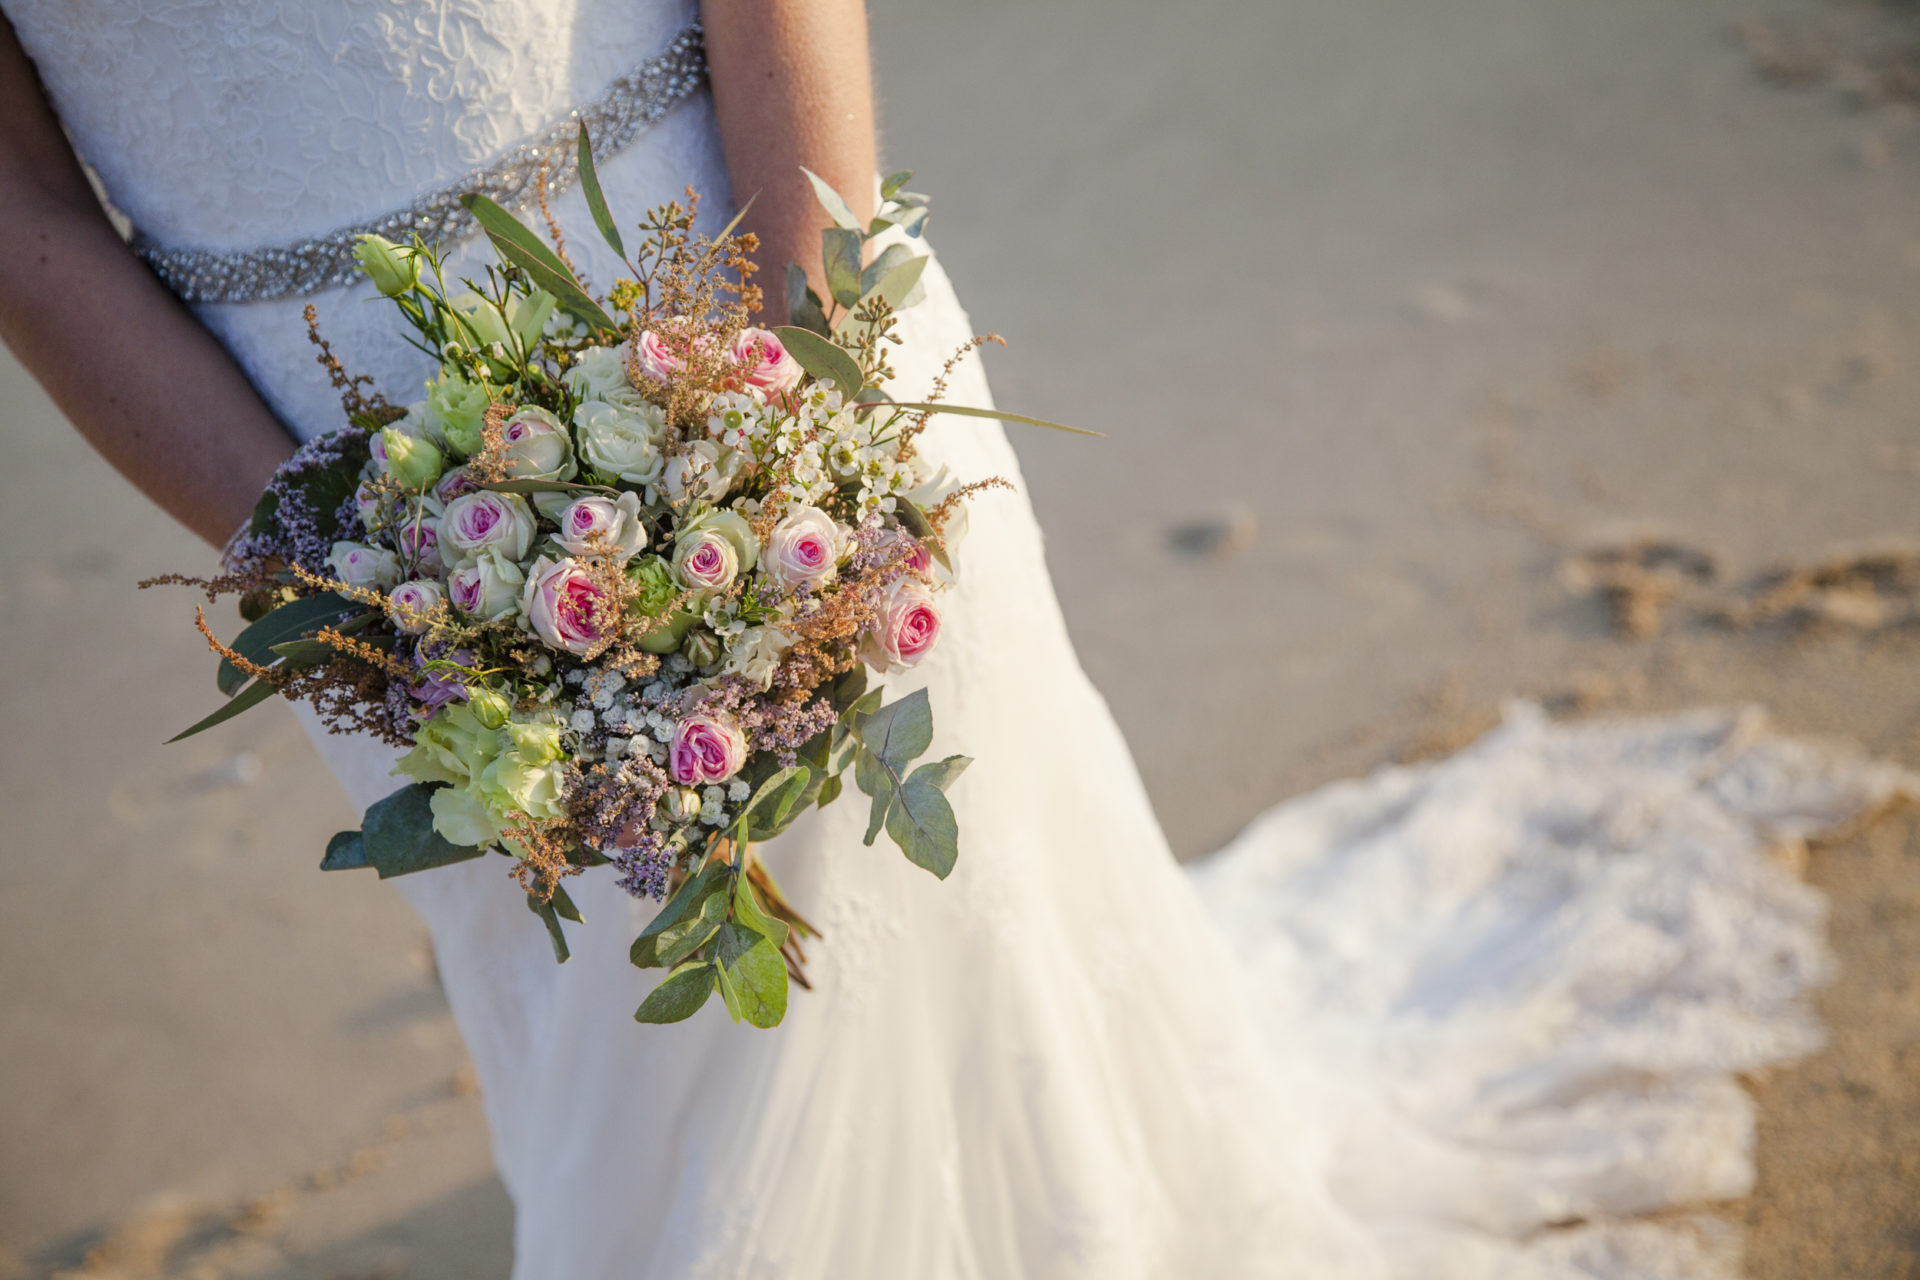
[0,18,295,549]
[701,0,878,323]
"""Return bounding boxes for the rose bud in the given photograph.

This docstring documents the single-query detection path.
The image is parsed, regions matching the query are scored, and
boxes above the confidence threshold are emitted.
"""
[353,233,419,297]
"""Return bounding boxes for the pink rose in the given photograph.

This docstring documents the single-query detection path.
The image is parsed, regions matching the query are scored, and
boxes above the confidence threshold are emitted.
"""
[499,407,575,480]
[394,518,443,574]
[633,329,685,384]
[439,490,536,564]
[433,465,478,504]
[894,529,931,576]
[728,327,803,394]
[764,505,842,591]
[862,579,942,671]
[554,492,649,560]
[520,555,612,655]
[386,579,444,635]
[669,712,748,785]
[672,528,740,593]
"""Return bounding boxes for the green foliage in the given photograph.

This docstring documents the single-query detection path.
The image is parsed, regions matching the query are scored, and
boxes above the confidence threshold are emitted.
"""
[799,167,862,232]
[886,401,1105,437]
[461,193,618,333]
[216,591,362,695]
[634,960,716,1024]
[712,922,787,1028]
[847,689,969,879]
[630,860,731,969]
[320,829,368,871]
[785,263,830,337]
[168,678,279,743]
[771,326,864,399]
[361,783,487,879]
[528,893,572,963]
[575,125,624,259]
[821,227,864,309]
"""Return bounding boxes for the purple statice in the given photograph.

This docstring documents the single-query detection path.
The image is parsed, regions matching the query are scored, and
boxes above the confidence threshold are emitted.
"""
[689,675,838,768]
[612,833,673,901]
[225,424,372,573]
[569,753,674,900]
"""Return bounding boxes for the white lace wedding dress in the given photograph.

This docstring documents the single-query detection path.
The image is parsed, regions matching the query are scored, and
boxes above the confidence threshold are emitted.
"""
[8,2,1909,1276]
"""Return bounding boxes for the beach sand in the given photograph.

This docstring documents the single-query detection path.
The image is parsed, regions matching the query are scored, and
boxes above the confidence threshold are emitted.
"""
[2,0,1917,1273]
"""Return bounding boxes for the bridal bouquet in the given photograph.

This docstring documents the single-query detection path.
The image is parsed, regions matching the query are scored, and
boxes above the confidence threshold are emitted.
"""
[153,140,1083,1028]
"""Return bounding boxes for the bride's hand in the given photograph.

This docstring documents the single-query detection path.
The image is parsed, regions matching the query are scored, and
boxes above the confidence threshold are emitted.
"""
[0,15,295,548]
[702,0,878,325]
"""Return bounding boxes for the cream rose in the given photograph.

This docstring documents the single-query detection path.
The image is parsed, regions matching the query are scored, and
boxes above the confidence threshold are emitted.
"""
[326,540,400,589]
[763,505,843,592]
[672,527,739,593]
[447,548,526,621]
[386,580,445,635]
[499,406,577,482]
[439,490,536,566]
[554,491,649,561]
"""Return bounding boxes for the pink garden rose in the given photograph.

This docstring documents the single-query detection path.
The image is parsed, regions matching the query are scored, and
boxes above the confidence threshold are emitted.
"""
[554,492,649,561]
[862,579,943,671]
[633,329,685,384]
[894,529,931,576]
[764,505,843,591]
[433,465,479,504]
[393,517,443,574]
[520,556,612,655]
[499,407,575,480]
[669,712,748,785]
[728,327,803,394]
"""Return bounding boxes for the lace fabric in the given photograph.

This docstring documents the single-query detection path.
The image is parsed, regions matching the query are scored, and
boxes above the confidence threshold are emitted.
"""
[9,3,1909,1276]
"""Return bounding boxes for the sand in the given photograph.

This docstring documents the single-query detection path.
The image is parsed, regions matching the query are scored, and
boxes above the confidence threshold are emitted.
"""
[3,0,1918,1274]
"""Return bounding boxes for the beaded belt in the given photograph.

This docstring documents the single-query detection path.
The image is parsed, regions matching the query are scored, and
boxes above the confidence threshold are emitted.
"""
[133,23,706,305]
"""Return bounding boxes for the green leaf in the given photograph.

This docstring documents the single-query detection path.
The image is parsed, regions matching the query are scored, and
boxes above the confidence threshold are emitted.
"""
[732,876,789,949]
[821,227,863,309]
[631,861,731,968]
[885,401,1104,437]
[799,166,862,232]
[713,190,758,245]
[893,500,951,572]
[655,886,730,968]
[575,124,623,258]
[862,771,894,847]
[548,881,583,924]
[269,633,391,666]
[712,922,788,1028]
[634,961,716,1024]
[858,245,928,311]
[816,772,843,808]
[829,664,869,712]
[737,765,811,842]
[528,893,571,963]
[168,677,278,743]
[320,829,368,871]
[770,325,864,399]
[887,758,968,878]
[880,170,914,200]
[461,194,618,333]
[784,262,830,336]
[858,688,934,770]
[217,591,360,695]
[249,487,280,537]
[893,204,931,239]
[361,783,488,879]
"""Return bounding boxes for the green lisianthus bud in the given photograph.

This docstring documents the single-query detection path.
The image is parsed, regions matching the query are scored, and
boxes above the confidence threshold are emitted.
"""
[380,426,445,490]
[353,234,419,297]
[504,718,564,766]
[467,686,512,731]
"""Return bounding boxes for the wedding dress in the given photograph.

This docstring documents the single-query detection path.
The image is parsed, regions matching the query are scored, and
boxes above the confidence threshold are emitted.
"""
[7,2,1908,1276]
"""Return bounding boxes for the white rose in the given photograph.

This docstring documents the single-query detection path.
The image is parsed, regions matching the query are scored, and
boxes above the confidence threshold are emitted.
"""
[386,579,445,635]
[554,491,650,561]
[763,505,844,592]
[575,400,667,487]
[439,490,537,566]
[663,440,746,504]
[447,547,526,621]
[326,540,400,589]
[722,625,795,690]
[563,345,649,408]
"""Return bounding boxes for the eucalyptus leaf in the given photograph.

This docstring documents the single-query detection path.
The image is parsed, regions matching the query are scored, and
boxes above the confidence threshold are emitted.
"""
[738,766,811,841]
[887,763,964,879]
[461,194,618,333]
[548,881,584,924]
[860,244,914,295]
[217,591,359,695]
[881,169,914,200]
[631,860,731,968]
[732,876,789,949]
[817,773,844,808]
[770,326,864,399]
[821,227,863,309]
[784,262,830,336]
[885,401,1104,437]
[893,204,931,238]
[655,887,729,968]
[528,893,571,963]
[861,251,928,312]
[361,783,487,879]
[862,775,894,848]
[634,961,716,1024]
[799,166,862,232]
[857,688,934,770]
[320,829,368,872]
[269,633,391,666]
[575,125,624,259]
[168,677,278,743]
[713,191,758,245]
[713,922,788,1028]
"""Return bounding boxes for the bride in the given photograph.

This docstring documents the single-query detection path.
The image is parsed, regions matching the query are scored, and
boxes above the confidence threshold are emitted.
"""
[0,2,1901,1276]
